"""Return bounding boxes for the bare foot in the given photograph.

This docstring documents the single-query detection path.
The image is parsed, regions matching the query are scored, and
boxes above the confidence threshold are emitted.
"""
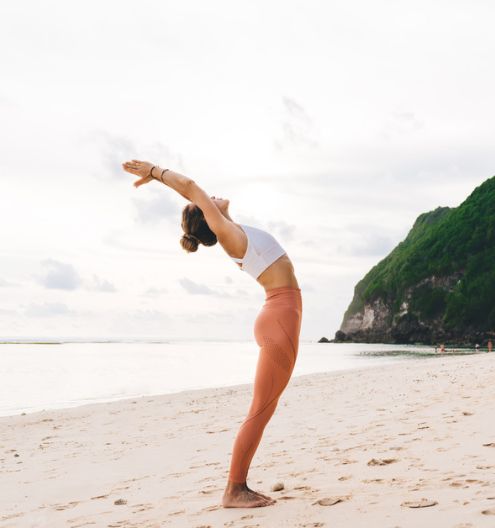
[246,484,274,502]
[222,482,276,508]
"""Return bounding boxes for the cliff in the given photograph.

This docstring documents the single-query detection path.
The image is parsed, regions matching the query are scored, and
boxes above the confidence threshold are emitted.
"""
[335,176,495,345]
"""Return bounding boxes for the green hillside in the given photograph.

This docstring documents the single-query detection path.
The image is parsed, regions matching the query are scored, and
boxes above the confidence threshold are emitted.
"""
[337,176,495,344]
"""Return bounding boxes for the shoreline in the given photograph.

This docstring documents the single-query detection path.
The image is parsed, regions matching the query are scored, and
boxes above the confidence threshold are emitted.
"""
[0,361,405,419]
[1,353,495,527]
[1,347,487,420]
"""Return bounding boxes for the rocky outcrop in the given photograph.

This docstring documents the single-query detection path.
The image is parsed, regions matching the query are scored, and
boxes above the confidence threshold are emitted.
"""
[334,176,495,345]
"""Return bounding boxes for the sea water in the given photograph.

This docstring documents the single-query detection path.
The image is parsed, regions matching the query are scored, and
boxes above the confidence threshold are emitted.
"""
[0,339,480,417]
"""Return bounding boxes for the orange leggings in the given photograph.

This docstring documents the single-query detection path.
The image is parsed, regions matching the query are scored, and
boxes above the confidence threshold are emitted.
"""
[228,286,303,484]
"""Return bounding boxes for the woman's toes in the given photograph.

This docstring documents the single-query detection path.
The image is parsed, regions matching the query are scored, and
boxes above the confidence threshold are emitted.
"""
[254,496,271,507]
[252,491,273,505]
[247,486,274,503]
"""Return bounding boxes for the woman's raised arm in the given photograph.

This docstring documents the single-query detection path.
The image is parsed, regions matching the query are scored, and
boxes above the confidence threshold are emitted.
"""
[122,159,193,201]
[122,159,231,237]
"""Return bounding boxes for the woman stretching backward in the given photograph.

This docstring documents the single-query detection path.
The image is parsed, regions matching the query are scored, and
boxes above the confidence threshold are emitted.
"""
[122,160,303,508]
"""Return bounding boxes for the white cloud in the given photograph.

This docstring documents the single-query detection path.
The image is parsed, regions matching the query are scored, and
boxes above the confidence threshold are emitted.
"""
[342,232,397,258]
[0,278,19,288]
[94,131,139,181]
[0,308,17,315]
[24,302,72,317]
[274,96,319,150]
[266,219,297,242]
[381,110,425,139]
[179,278,221,296]
[35,260,82,291]
[86,274,117,293]
[131,188,181,224]
[141,286,169,297]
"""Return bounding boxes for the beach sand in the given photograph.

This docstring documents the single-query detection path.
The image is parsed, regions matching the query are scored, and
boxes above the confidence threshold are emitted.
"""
[1,352,495,528]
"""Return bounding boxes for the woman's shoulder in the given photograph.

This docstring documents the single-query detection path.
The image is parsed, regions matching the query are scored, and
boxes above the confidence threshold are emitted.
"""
[217,221,248,257]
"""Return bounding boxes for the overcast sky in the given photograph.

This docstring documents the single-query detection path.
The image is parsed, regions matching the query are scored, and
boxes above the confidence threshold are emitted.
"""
[1,0,494,341]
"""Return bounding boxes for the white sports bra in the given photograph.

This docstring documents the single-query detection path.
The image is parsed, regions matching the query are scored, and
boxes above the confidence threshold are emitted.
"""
[230,223,287,280]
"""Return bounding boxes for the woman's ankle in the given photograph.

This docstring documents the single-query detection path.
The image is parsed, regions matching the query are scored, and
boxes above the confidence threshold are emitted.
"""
[225,479,247,492]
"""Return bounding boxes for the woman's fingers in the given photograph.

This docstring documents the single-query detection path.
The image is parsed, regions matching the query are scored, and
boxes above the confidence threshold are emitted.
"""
[122,163,141,173]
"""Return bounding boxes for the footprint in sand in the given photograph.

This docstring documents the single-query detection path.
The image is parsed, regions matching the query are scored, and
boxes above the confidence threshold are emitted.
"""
[169,508,186,515]
[53,501,80,511]
[131,502,154,513]
[205,428,230,434]
[201,504,222,512]
[401,498,438,508]
[367,458,398,466]
[0,513,24,522]
[340,458,358,465]
[482,508,495,515]
[450,481,468,488]
[199,488,220,495]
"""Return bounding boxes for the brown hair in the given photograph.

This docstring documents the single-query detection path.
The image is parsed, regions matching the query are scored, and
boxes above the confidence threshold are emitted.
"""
[180,203,218,253]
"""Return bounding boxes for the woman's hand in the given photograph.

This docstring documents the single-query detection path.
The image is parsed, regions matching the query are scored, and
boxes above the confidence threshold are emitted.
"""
[122,159,156,188]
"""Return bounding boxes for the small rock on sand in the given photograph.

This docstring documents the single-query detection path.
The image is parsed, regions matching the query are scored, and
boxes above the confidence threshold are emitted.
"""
[313,496,348,506]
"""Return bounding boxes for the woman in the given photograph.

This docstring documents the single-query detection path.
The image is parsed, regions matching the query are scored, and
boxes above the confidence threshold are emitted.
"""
[122,159,303,508]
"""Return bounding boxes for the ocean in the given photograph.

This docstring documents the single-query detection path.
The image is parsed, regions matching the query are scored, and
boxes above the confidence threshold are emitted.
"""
[0,339,480,417]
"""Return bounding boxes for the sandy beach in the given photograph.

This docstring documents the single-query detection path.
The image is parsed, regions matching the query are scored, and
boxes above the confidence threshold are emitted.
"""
[1,353,495,528]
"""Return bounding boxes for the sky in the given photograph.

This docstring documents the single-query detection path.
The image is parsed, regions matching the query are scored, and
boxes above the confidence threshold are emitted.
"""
[1,0,494,341]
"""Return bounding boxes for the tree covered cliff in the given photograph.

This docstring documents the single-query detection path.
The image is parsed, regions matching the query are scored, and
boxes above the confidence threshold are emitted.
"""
[335,176,495,345]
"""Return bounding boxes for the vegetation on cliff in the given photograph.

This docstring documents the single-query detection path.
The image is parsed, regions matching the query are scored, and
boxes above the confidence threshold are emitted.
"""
[339,176,495,342]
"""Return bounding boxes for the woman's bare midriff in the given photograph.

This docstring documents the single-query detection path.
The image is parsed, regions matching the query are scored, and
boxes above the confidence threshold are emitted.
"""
[220,224,299,292]
[256,254,300,291]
